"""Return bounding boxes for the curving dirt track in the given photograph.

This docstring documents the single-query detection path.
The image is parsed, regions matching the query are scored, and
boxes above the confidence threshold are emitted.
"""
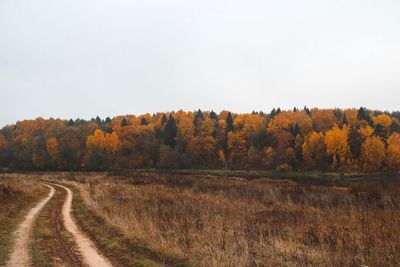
[6,184,55,267]
[5,182,113,267]
[41,185,83,266]
[54,183,113,267]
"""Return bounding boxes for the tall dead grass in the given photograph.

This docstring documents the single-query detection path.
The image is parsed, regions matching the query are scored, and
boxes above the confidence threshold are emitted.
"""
[73,174,400,266]
[0,173,44,223]
[0,173,45,264]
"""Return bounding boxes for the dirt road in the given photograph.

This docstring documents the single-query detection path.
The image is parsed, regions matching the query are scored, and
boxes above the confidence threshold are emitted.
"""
[32,184,83,266]
[54,183,113,267]
[5,183,113,267]
[6,184,55,267]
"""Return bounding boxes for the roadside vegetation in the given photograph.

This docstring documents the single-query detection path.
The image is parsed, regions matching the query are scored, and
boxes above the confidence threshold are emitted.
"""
[0,174,46,265]
[68,180,188,267]
[66,172,400,267]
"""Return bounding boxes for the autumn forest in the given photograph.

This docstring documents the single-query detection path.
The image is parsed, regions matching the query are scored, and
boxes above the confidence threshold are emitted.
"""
[0,107,400,172]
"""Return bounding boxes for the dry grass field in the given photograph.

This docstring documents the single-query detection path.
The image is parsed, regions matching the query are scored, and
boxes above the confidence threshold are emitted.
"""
[0,174,46,265]
[67,172,400,267]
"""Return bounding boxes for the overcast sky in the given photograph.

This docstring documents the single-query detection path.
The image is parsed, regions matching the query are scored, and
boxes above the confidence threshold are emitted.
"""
[1,0,399,126]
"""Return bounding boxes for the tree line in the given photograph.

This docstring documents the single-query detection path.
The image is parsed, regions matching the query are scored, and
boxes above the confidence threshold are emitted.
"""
[0,107,399,172]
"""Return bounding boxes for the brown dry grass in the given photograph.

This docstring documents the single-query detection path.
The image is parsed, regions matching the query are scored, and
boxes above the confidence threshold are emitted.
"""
[0,173,45,264]
[68,173,400,267]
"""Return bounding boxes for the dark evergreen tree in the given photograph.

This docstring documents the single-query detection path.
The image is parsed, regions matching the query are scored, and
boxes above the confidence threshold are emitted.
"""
[121,117,129,127]
[105,117,112,124]
[74,118,85,125]
[161,114,168,125]
[290,123,300,136]
[140,117,148,125]
[373,110,383,116]
[209,110,218,120]
[391,111,400,121]
[304,106,311,116]
[164,115,177,148]
[67,119,75,126]
[357,107,366,120]
[333,108,343,121]
[357,107,374,126]
[226,112,234,133]
[373,124,387,140]
[342,113,348,126]
[194,109,204,126]
[84,147,108,171]
[95,116,102,125]
[276,108,282,114]
[390,121,400,133]
[270,108,277,118]
[348,125,363,159]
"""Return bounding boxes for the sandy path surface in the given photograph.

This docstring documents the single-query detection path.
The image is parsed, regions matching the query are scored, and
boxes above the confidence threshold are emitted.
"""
[54,183,113,267]
[6,184,55,267]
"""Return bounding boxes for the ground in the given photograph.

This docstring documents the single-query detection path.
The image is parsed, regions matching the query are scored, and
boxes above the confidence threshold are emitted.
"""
[0,171,399,266]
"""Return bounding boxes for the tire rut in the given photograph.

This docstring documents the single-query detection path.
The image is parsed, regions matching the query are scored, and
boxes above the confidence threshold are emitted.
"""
[47,186,84,266]
[53,183,113,267]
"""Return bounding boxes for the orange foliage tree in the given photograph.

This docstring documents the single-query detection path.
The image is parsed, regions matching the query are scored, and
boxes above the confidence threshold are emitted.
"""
[227,132,247,169]
[386,133,400,171]
[187,136,217,167]
[46,137,58,161]
[360,136,386,172]
[302,132,327,170]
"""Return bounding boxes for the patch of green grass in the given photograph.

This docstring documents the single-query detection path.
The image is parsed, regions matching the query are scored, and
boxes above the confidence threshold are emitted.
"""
[69,184,190,267]
[120,169,400,187]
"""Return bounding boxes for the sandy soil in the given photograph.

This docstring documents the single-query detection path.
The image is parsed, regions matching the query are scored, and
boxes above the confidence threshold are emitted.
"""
[6,184,55,267]
[55,183,113,267]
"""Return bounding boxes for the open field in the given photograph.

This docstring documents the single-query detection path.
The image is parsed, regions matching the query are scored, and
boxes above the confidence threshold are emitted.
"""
[0,171,399,266]
[67,172,400,266]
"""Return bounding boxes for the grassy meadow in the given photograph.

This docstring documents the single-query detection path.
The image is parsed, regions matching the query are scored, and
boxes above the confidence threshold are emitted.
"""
[64,172,400,266]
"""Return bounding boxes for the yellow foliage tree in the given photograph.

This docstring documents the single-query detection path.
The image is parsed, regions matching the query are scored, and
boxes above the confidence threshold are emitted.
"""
[234,114,266,135]
[360,136,386,172]
[325,125,350,168]
[86,129,119,154]
[359,126,374,138]
[177,113,195,147]
[268,111,312,137]
[372,114,392,129]
[106,132,120,154]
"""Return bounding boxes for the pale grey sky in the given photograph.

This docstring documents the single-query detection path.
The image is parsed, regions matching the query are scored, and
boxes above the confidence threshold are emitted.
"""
[1,0,399,126]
